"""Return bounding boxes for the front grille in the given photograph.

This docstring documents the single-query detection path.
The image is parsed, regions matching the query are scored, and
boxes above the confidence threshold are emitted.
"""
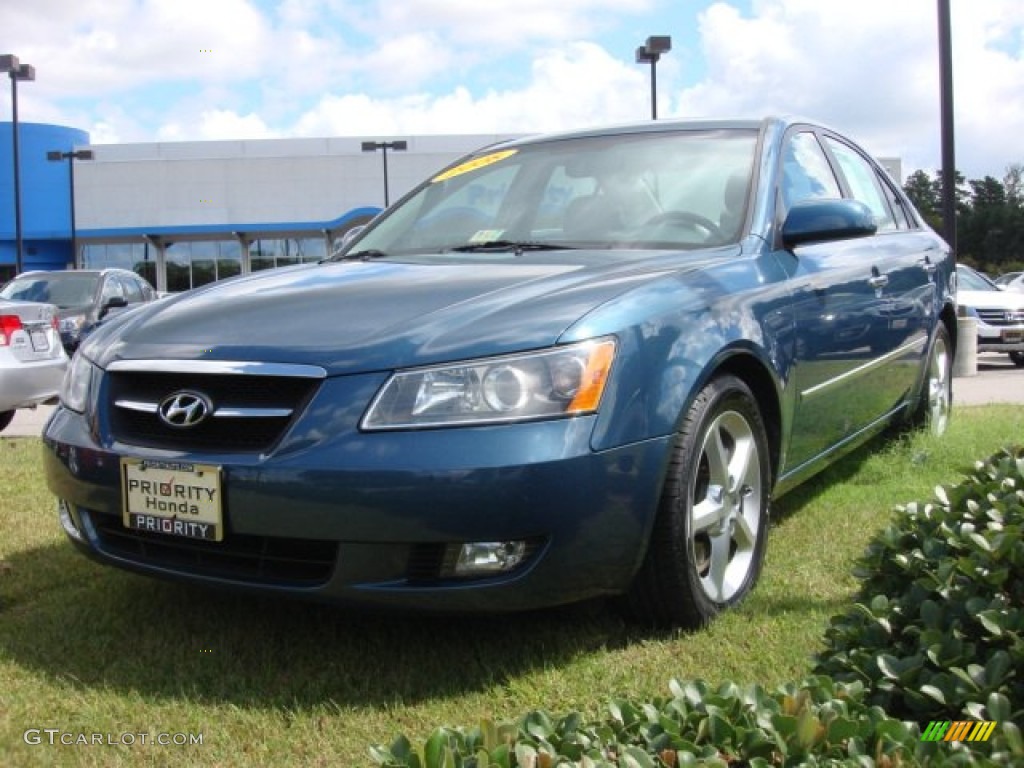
[976,308,1024,327]
[87,509,337,586]
[406,543,452,582]
[107,364,323,453]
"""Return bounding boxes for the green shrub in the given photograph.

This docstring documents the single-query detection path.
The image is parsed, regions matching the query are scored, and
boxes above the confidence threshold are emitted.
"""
[371,447,1024,767]
[371,676,969,767]
[814,446,1024,757]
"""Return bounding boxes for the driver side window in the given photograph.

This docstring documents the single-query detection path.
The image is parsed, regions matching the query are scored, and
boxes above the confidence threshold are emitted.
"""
[779,131,842,218]
[100,275,125,303]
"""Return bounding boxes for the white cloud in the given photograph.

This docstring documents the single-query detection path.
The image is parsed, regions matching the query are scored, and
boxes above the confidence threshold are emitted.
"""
[2,0,272,96]
[291,42,646,137]
[371,0,655,49]
[359,33,459,92]
[664,0,1024,179]
[197,110,276,141]
[2,0,1022,179]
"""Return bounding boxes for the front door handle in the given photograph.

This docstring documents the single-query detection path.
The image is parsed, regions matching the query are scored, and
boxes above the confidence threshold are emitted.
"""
[867,274,889,290]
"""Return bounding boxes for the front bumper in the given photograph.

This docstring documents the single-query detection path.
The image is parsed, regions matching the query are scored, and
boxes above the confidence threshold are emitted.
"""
[976,324,1024,353]
[43,399,671,613]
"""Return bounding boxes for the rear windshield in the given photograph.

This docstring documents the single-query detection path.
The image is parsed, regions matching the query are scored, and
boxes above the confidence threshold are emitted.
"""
[1,273,100,308]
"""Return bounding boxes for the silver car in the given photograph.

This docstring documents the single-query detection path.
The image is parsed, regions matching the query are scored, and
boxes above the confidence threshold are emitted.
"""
[956,264,1024,367]
[0,299,68,433]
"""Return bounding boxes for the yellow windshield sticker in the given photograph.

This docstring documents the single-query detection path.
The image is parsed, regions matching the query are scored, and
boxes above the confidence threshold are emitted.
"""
[432,149,518,183]
[468,229,505,243]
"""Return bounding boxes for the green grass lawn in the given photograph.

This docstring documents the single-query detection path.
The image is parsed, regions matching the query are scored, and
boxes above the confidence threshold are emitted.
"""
[2,404,1022,767]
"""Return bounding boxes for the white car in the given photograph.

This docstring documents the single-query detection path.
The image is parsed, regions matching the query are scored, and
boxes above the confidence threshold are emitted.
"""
[956,264,1024,367]
[997,272,1024,293]
[0,299,68,433]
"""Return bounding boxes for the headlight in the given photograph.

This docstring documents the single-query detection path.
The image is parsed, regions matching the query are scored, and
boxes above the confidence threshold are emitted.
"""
[60,353,98,413]
[362,338,616,430]
[59,315,86,335]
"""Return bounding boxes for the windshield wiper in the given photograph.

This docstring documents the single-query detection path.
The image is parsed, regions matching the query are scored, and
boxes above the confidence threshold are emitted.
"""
[338,249,389,261]
[446,240,572,254]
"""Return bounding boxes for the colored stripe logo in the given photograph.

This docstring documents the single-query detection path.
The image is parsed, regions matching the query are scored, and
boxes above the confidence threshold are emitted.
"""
[921,721,997,742]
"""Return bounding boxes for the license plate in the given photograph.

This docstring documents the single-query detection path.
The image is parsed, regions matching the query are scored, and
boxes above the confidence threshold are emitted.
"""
[30,330,49,352]
[121,459,223,541]
[1003,329,1024,343]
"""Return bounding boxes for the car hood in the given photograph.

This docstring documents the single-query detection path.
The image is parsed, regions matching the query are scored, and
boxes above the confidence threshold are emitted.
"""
[82,251,731,375]
[957,288,1024,310]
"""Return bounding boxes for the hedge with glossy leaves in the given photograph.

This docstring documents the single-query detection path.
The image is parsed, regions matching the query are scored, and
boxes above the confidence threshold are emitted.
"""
[371,447,1024,767]
[813,445,1024,758]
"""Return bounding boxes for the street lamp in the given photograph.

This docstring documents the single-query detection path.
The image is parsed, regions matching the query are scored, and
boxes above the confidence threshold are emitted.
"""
[635,36,671,120]
[1,54,36,275]
[361,140,407,208]
[47,149,95,270]
[937,0,956,252]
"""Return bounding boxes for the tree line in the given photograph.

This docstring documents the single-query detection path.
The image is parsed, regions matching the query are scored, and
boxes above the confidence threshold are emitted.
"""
[902,164,1024,276]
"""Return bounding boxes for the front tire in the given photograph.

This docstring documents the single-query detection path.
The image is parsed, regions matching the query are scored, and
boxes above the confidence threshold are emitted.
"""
[626,375,771,629]
[0,411,14,433]
[1010,351,1024,368]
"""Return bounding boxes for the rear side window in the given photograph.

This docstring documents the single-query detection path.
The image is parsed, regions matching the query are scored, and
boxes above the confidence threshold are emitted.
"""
[137,277,156,301]
[823,137,898,231]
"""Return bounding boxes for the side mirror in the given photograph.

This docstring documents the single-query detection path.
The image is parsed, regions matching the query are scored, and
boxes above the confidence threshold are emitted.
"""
[340,225,365,248]
[781,199,877,248]
[99,295,128,319]
[329,225,367,259]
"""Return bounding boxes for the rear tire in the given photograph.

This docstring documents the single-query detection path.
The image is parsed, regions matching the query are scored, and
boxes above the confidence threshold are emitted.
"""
[626,375,770,629]
[0,411,14,434]
[1010,351,1024,368]
[911,325,952,435]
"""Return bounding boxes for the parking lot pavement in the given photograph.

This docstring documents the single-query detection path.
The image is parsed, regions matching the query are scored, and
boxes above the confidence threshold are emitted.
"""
[954,353,1024,406]
[5,403,55,438]
[2,354,1020,439]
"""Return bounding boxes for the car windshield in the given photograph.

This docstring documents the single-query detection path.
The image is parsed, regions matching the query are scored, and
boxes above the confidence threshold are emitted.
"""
[957,266,998,292]
[339,128,758,258]
[0,273,100,308]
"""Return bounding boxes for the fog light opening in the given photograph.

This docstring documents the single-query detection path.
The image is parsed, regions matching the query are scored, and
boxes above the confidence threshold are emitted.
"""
[454,540,528,576]
[58,499,84,542]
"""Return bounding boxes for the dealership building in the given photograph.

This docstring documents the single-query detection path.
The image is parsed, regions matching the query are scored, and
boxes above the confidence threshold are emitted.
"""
[0,122,513,291]
[1,122,903,293]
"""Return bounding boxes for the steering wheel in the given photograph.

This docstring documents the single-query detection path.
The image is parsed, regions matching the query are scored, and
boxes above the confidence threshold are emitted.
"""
[644,211,724,240]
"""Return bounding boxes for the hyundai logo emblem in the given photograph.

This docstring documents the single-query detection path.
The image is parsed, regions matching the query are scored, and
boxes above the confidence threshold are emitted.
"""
[158,391,213,428]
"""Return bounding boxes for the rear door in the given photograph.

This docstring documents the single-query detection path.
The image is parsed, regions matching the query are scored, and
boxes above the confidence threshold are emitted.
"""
[820,133,938,410]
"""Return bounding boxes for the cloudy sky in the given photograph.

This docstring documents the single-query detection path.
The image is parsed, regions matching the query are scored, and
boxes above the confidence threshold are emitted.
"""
[3,0,1022,182]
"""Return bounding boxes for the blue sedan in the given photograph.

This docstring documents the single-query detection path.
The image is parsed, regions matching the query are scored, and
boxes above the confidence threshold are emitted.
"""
[43,117,956,628]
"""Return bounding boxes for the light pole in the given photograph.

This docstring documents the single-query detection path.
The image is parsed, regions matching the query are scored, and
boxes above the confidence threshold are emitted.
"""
[937,0,956,253]
[47,149,94,270]
[1,54,36,275]
[361,140,407,208]
[635,36,671,120]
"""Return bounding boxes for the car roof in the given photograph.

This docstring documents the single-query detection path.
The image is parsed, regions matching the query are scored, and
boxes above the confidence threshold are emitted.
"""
[483,116,809,151]
[14,268,139,279]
